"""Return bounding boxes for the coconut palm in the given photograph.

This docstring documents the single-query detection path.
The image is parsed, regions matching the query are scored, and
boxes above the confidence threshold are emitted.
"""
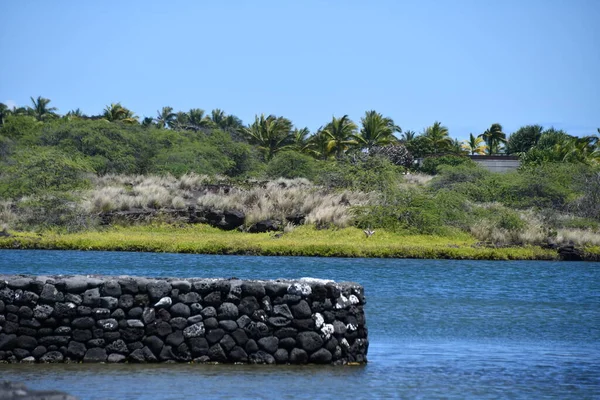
[102,103,138,123]
[480,123,506,155]
[292,127,311,151]
[353,110,399,151]
[400,130,417,143]
[305,130,332,160]
[321,115,358,158]
[422,121,452,154]
[243,114,294,160]
[208,108,244,132]
[461,133,488,155]
[28,96,58,121]
[156,106,176,129]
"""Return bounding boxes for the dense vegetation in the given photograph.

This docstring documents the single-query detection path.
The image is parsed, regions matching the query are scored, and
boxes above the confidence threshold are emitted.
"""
[1,97,599,258]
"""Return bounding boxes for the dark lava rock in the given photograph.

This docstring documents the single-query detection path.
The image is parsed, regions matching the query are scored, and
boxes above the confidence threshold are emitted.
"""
[106,339,129,354]
[558,245,584,261]
[169,317,188,330]
[207,343,227,362]
[200,306,217,318]
[170,303,191,318]
[143,335,164,356]
[309,348,332,363]
[82,288,101,307]
[66,341,87,360]
[296,331,323,353]
[206,328,225,344]
[218,302,239,320]
[15,335,37,350]
[241,282,266,298]
[147,281,172,301]
[40,284,64,303]
[0,334,17,350]
[289,348,308,364]
[219,320,238,332]
[245,339,259,354]
[189,337,209,357]
[203,291,222,307]
[291,300,312,319]
[238,296,260,316]
[118,294,134,309]
[101,280,122,297]
[179,292,201,304]
[166,331,184,347]
[219,334,236,352]
[228,346,248,362]
[274,348,289,363]
[40,351,64,363]
[203,317,219,330]
[108,353,127,363]
[257,336,279,354]
[249,350,275,364]
[72,317,95,329]
[231,329,249,346]
[247,219,281,233]
[279,337,296,349]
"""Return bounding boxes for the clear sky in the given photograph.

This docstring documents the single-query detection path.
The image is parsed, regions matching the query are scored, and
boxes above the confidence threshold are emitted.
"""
[1,0,598,140]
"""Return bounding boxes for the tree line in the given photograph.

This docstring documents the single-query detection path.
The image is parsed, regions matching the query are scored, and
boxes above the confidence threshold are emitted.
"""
[1,96,599,181]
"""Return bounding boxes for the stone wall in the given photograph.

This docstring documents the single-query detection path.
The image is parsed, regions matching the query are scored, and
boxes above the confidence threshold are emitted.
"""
[0,275,368,365]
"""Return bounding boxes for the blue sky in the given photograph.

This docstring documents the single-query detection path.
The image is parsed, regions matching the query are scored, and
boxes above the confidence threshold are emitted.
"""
[1,0,598,140]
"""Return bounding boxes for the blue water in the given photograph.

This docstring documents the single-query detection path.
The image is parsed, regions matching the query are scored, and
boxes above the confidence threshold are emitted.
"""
[1,250,599,399]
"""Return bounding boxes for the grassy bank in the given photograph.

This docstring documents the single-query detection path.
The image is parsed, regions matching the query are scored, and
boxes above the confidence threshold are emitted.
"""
[0,224,569,260]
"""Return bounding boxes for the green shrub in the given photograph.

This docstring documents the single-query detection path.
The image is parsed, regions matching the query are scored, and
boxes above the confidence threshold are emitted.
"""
[265,151,318,179]
[420,155,476,175]
[0,147,93,199]
[431,163,490,190]
[315,155,402,192]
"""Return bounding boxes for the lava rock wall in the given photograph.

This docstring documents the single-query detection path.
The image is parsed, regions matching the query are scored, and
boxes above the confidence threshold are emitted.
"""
[0,275,368,365]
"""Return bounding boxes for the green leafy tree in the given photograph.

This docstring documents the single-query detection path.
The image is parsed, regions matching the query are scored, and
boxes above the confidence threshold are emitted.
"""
[506,125,543,154]
[266,150,318,179]
[28,96,58,121]
[461,133,487,155]
[405,135,435,158]
[480,123,506,155]
[422,121,452,154]
[322,115,358,158]
[243,114,294,160]
[353,110,399,151]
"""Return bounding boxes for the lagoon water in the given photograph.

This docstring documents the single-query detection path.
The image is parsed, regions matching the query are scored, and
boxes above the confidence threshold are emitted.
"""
[0,250,599,399]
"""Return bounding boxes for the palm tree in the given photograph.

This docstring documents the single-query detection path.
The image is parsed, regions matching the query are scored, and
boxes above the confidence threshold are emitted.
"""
[353,110,399,151]
[479,123,506,155]
[461,133,488,155]
[292,127,310,151]
[243,114,294,160]
[141,117,155,128]
[400,130,416,143]
[305,130,332,160]
[156,106,176,129]
[28,96,58,121]
[422,121,452,154]
[321,115,358,158]
[102,103,138,123]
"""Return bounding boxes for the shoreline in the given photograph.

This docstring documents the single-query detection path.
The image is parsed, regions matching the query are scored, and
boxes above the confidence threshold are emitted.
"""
[1,225,597,261]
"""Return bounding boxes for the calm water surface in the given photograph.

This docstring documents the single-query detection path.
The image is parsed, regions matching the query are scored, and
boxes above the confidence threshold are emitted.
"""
[0,250,599,399]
